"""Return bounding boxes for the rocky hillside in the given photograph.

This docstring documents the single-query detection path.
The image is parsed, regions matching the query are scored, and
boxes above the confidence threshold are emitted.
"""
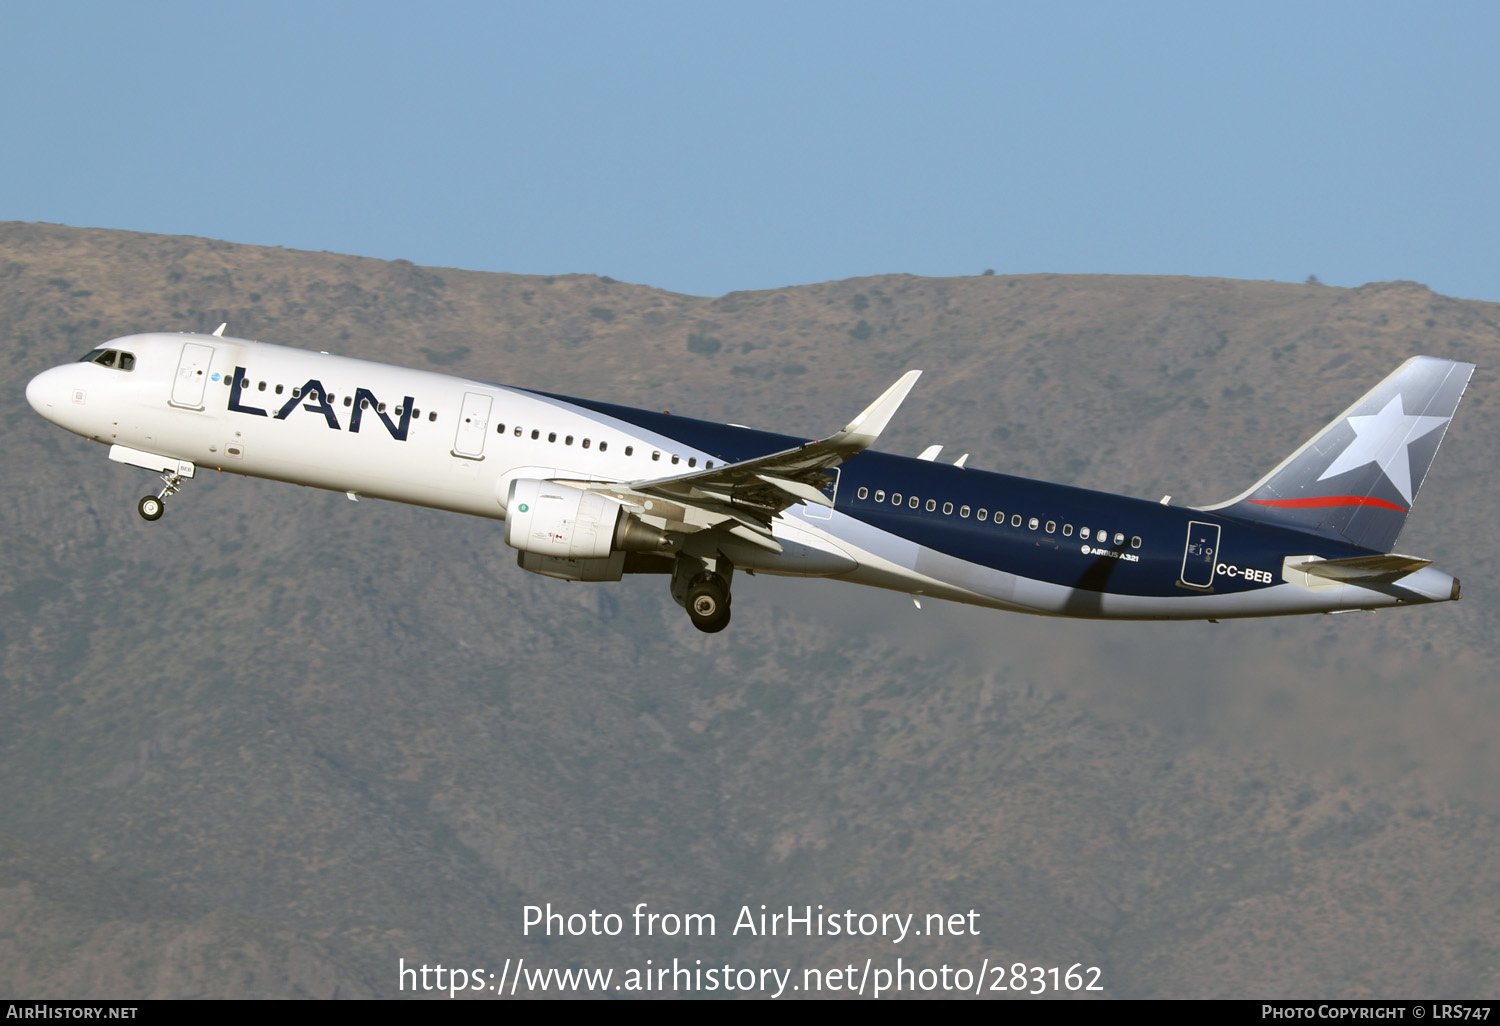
[2,222,1496,997]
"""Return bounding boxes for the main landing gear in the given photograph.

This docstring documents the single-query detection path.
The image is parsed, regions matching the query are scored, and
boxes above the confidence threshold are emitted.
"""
[671,553,733,633]
[686,573,732,633]
[137,467,188,522]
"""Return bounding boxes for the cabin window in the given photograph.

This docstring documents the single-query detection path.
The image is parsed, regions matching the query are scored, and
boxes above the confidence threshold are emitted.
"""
[1114,532,1125,546]
[1131,536,1142,548]
[874,489,886,502]
[960,505,970,518]
[582,438,591,449]
[276,384,284,394]
[379,403,386,413]
[599,441,607,452]
[1011,514,1022,527]
[565,435,573,445]
[1080,527,1090,540]
[1063,524,1073,536]
[891,492,902,504]
[428,411,437,422]
[258,381,267,391]
[1028,517,1039,530]
[943,502,953,515]
[909,496,920,509]
[671,455,680,465]
[921,499,933,511]
[531,429,540,440]
[624,446,633,456]
[343,395,352,407]
[857,487,869,499]
[494,421,503,432]
[291,388,301,399]
[547,432,556,442]
[513,426,521,436]
[1046,521,1056,533]
[706,460,713,468]
[652,451,661,461]
[977,508,988,521]
[1095,528,1105,542]
[689,457,698,467]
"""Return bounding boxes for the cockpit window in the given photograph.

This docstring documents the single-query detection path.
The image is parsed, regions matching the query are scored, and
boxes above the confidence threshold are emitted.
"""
[77,348,134,371]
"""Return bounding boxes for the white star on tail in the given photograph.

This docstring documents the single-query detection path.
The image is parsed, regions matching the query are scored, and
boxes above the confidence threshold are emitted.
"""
[1316,395,1449,504]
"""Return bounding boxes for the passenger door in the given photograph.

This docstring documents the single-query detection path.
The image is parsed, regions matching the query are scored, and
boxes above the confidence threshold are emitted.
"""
[1180,521,1221,588]
[169,343,215,410]
[452,392,493,459]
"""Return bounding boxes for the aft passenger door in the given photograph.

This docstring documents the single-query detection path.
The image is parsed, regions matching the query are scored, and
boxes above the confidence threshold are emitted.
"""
[169,343,215,410]
[452,392,493,459]
[1180,521,1220,589]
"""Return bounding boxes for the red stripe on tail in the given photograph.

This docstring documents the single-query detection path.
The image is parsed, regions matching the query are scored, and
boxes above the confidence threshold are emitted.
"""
[1248,495,1407,511]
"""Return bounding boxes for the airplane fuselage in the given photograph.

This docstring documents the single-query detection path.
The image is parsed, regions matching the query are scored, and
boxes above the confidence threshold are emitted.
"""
[26,331,1464,628]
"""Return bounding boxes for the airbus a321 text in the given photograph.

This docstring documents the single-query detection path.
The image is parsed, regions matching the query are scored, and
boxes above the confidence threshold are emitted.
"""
[26,328,1472,633]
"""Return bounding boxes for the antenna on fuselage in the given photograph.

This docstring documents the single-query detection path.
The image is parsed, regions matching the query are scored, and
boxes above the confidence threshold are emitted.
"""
[212,323,227,337]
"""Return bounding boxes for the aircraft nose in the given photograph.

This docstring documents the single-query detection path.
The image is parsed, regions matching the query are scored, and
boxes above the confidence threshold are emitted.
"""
[26,365,71,420]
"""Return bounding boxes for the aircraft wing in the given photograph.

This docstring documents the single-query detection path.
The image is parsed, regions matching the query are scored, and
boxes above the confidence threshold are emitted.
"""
[579,371,920,551]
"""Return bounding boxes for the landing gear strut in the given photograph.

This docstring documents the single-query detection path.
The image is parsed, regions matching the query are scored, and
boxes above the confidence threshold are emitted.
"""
[138,467,188,522]
[671,553,733,633]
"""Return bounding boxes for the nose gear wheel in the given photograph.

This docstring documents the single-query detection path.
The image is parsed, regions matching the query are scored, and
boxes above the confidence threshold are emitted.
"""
[137,467,188,522]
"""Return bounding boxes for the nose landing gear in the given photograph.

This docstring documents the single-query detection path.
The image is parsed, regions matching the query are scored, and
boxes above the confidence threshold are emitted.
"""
[137,467,189,522]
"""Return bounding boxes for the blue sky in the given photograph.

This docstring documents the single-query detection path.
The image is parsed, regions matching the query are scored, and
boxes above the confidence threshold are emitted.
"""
[3,2,1497,300]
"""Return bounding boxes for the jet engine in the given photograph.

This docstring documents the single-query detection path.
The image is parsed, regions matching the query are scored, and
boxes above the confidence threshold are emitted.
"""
[504,478,672,581]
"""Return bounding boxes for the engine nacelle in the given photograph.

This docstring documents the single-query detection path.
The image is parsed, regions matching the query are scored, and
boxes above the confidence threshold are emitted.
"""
[504,479,673,581]
[516,549,627,582]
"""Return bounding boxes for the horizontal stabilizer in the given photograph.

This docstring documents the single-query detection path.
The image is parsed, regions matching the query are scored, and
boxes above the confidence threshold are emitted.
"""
[1286,553,1432,584]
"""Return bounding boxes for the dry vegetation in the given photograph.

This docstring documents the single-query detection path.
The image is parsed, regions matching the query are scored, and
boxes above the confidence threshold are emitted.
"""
[2,222,1497,997]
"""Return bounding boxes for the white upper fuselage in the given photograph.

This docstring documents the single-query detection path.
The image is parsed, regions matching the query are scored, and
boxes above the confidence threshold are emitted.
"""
[29,332,707,517]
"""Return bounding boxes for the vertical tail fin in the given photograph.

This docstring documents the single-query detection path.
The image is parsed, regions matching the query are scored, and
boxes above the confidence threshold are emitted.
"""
[1203,356,1474,552]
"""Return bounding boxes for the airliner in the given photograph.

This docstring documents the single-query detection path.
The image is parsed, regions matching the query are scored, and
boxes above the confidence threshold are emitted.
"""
[26,328,1472,633]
